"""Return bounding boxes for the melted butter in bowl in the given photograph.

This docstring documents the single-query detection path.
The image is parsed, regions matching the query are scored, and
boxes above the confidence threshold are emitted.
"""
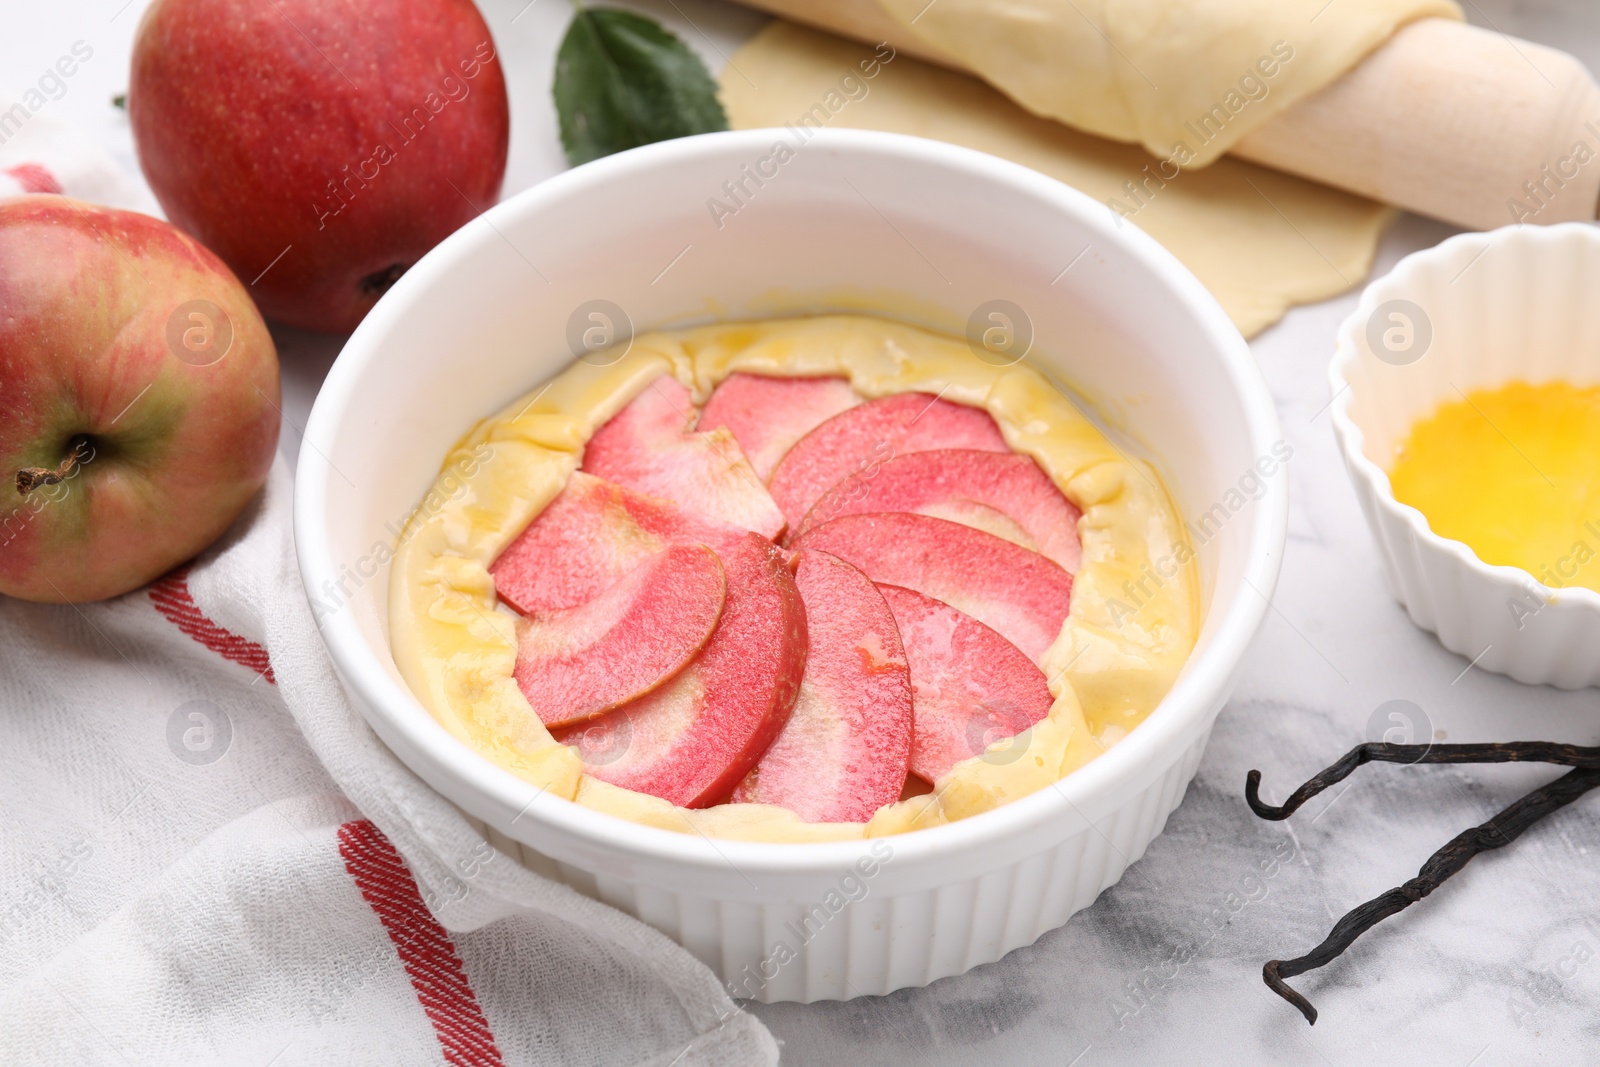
[1389,381,1600,594]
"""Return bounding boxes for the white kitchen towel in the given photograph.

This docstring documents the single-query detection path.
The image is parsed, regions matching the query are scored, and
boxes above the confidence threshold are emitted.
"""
[0,457,779,1067]
[0,88,157,212]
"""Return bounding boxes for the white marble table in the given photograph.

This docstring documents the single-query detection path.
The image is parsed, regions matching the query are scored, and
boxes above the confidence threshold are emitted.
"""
[8,1,1600,1063]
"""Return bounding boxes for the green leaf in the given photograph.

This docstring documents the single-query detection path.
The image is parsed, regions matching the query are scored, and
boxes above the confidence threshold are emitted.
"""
[553,6,729,167]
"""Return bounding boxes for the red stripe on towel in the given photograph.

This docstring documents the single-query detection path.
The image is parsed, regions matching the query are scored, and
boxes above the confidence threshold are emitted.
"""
[338,820,506,1067]
[148,565,275,683]
[3,163,63,194]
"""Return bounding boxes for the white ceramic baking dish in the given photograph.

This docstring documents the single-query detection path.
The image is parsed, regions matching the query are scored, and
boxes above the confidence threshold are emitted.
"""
[1330,223,1600,689]
[295,128,1287,1002]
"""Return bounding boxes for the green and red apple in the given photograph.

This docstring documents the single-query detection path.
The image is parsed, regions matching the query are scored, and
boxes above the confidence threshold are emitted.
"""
[0,196,280,603]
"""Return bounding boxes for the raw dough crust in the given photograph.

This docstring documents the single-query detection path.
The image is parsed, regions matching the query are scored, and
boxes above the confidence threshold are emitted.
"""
[388,316,1198,842]
[721,23,1399,337]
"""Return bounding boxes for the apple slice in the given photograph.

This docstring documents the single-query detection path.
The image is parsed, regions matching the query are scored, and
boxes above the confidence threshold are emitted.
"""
[552,533,808,808]
[796,450,1082,573]
[582,374,785,539]
[697,373,861,481]
[491,472,742,614]
[876,584,1054,782]
[791,512,1072,664]
[915,499,1037,551]
[730,550,912,823]
[513,545,726,728]
[767,392,1008,528]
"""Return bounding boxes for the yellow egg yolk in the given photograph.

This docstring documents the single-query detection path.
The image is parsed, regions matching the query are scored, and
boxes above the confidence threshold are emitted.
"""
[1389,382,1600,594]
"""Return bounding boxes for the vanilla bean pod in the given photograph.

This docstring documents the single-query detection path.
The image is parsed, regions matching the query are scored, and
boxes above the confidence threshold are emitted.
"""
[1245,742,1600,1025]
[1246,741,1600,820]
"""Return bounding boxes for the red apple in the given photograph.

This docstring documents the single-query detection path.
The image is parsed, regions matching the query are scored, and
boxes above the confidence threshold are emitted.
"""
[583,375,785,539]
[128,0,509,332]
[797,449,1083,572]
[731,550,913,823]
[513,544,726,728]
[553,533,807,808]
[767,392,1009,529]
[876,584,1053,782]
[792,512,1073,664]
[697,373,861,481]
[0,197,280,603]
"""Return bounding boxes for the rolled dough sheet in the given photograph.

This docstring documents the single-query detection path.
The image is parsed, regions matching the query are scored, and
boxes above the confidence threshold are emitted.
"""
[721,22,1395,338]
[874,0,1461,167]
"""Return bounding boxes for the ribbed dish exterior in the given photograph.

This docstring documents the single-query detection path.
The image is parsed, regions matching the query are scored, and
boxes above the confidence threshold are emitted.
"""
[494,732,1209,1002]
[1330,223,1600,690]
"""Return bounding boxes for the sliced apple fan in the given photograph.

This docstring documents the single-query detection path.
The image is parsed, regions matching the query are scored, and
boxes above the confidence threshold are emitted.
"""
[489,374,1081,819]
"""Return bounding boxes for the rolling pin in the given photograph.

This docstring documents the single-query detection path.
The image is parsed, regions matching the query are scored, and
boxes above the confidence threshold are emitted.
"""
[729,3,1600,232]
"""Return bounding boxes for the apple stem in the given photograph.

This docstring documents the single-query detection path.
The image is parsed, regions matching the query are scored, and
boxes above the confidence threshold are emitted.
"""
[16,436,93,495]
[360,262,409,295]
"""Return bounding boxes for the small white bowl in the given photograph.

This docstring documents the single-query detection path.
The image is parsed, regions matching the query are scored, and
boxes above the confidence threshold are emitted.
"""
[296,128,1287,1000]
[1330,223,1600,689]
